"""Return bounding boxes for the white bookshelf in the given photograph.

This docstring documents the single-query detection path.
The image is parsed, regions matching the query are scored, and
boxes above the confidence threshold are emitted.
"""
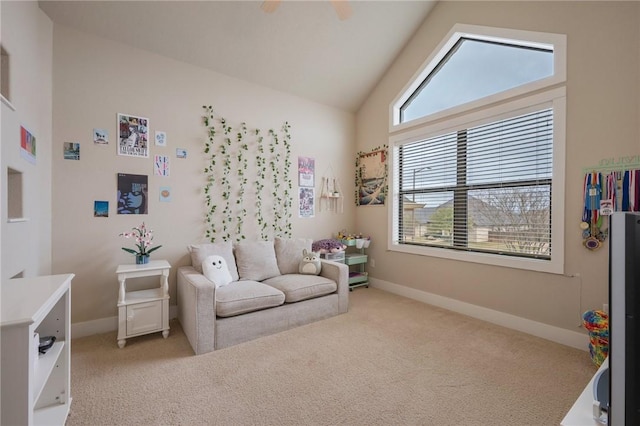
[1,273,74,425]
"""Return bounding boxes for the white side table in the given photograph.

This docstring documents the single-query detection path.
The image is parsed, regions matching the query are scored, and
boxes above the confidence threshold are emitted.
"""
[116,260,171,348]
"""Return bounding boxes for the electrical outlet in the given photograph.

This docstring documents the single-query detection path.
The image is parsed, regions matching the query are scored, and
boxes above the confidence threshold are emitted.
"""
[370,258,375,268]
[603,303,609,314]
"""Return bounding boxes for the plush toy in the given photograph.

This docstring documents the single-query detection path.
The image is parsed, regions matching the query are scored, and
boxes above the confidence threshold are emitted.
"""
[202,255,233,288]
[299,249,322,275]
[311,239,347,254]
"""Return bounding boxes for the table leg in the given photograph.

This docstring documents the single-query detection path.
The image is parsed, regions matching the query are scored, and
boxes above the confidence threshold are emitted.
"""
[161,271,169,298]
[118,276,126,305]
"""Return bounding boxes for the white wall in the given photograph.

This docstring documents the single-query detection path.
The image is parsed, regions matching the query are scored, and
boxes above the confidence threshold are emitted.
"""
[1,1,53,281]
[356,1,639,334]
[51,25,356,325]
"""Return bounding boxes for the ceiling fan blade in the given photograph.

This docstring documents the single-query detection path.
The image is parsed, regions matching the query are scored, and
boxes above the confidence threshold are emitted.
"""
[261,1,281,14]
[330,0,352,20]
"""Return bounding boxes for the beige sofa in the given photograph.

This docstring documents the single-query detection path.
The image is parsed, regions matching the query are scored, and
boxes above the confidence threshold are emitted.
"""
[177,237,349,354]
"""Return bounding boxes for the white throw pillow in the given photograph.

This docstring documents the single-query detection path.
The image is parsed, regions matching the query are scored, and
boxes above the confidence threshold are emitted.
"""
[188,241,239,281]
[202,255,233,288]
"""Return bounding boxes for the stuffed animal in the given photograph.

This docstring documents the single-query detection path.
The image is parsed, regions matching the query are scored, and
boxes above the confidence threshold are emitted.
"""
[299,249,321,275]
[311,239,347,254]
[202,255,233,288]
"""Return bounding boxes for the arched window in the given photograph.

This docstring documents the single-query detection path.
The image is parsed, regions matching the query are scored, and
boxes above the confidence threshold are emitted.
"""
[388,24,566,274]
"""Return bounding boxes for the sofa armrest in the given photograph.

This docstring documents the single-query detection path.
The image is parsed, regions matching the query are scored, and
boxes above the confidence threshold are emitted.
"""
[177,266,216,355]
[319,260,349,313]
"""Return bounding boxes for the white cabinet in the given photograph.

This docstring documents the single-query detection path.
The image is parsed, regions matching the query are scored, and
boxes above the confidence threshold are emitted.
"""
[1,273,74,426]
[116,260,170,348]
[561,357,608,425]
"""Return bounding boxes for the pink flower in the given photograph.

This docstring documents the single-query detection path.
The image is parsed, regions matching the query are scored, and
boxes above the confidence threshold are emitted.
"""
[120,222,162,257]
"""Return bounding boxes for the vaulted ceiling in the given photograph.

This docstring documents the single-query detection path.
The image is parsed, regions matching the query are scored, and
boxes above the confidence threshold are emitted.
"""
[38,1,437,112]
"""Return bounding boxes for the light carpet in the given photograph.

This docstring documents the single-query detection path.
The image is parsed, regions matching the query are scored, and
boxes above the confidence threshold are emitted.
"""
[68,288,595,425]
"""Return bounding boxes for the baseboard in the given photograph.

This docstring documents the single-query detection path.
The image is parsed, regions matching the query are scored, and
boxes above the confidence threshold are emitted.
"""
[71,305,179,339]
[369,277,589,351]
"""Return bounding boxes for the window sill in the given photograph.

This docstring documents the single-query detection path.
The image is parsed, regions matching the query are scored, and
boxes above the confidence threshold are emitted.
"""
[388,241,563,275]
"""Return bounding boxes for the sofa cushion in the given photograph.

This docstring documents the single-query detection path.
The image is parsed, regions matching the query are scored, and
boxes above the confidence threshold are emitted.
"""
[274,237,313,275]
[215,281,285,318]
[262,274,337,303]
[235,240,281,281]
[188,241,239,281]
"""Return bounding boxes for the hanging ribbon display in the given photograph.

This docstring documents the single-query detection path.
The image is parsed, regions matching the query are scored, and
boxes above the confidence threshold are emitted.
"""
[581,168,640,250]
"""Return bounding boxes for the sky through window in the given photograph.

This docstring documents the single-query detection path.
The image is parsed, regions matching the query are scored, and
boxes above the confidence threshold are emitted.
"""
[401,38,553,122]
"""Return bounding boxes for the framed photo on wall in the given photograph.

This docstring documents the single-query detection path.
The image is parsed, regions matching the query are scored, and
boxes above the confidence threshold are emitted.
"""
[299,187,315,218]
[356,146,388,206]
[117,113,149,158]
[117,173,148,214]
[298,156,315,187]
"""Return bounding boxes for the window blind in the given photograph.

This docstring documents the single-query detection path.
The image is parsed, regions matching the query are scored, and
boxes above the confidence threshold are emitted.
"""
[397,108,553,259]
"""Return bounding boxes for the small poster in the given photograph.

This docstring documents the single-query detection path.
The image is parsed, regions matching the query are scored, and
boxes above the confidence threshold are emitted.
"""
[356,148,388,206]
[117,173,148,214]
[159,186,171,202]
[20,126,36,164]
[63,142,80,160]
[155,131,167,147]
[117,113,149,158]
[93,128,108,144]
[94,200,109,217]
[176,148,187,159]
[299,187,315,218]
[298,156,315,187]
[154,155,170,177]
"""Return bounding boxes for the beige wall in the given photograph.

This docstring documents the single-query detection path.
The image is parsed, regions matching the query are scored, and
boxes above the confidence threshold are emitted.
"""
[6,1,638,339]
[1,1,53,281]
[356,1,640,332]
[51,25,355,325]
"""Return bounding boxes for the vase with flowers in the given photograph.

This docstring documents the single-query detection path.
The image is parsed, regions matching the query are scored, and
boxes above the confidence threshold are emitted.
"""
[119,222,162,264]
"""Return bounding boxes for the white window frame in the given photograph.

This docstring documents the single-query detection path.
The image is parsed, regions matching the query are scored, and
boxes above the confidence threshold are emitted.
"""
[387,24,567,275]
[389,24,567,132]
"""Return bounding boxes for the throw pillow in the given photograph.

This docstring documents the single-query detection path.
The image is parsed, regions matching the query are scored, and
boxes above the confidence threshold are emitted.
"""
[298,249,321,275]
[274,237,313,275]
[202,255,233,288]
[188,241,239,281]
[235,240,281,281]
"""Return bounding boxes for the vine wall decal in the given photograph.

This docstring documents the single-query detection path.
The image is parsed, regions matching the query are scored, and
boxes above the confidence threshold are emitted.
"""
[202,106,293,242]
